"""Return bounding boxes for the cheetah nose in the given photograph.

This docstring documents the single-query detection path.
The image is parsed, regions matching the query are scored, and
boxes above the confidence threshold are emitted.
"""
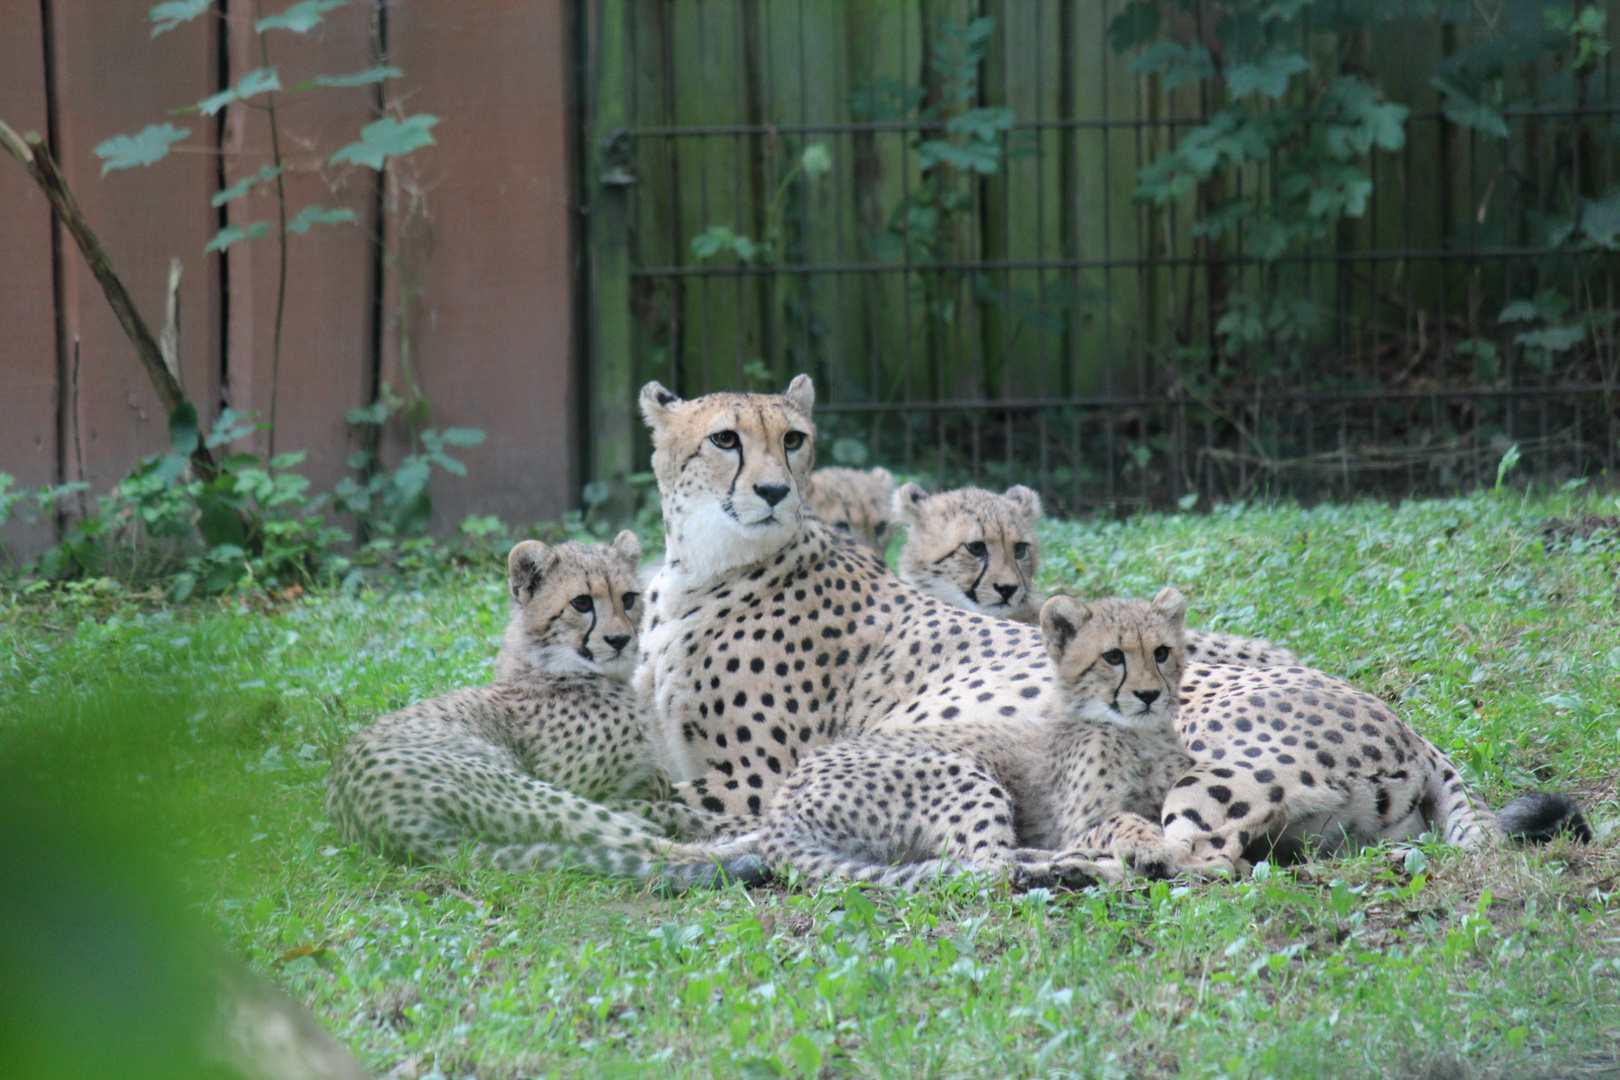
[604,634,631,653]
[994,583,1019,603]
[1134,689,1160,706]
[754,483,790,507]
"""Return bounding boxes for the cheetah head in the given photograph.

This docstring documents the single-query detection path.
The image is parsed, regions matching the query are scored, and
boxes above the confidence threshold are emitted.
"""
[1040,588,1186,730]
[805,466,894,551]
[494,530,643,681]
[640,375,817,580]
[892,483,1042,620]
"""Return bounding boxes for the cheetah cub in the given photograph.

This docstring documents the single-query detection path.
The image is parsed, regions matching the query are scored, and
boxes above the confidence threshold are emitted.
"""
[756,589,1195,889]
[805,466,895,552]
[325,532,757,890]
[892,480,1297,668]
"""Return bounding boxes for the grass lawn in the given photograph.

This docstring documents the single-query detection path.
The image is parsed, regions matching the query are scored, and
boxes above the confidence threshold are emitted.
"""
[3,490,1619,1079]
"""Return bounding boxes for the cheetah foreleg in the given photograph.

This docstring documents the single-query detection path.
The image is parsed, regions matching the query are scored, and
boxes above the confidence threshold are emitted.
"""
[1059,812,1180,879]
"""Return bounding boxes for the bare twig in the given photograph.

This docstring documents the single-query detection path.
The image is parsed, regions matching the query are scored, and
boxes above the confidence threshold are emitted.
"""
[160,256,182,384]
[0,118,220,482]
[254,0,289,458]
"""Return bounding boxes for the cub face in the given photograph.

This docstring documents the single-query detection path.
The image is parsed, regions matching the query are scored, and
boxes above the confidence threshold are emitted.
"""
[893,483,1042,619]
[1040,588,1186,730]
[497,530,644,680]
[806,466,895,551]
[640,376,817,579]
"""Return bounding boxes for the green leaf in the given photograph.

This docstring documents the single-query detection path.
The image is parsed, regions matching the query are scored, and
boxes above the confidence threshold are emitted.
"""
[1498,300,1540,323]
[1432,77,1508,138]
[168,402,200,455]
[1323,77,1407,157]
[1580,187,1620,249]
[1129,41,1214,91]
[919,138,1001,174]
[95,123,191,175]
[204,220,271,253]
[781,1035,823,1079]
[197,67,281,115]
[345,401,389,425]
[439,427,486,447]
[285,204,357,234]
[1514,325,1585,352]
[255,0,345,33]
[150,0,212,37]
[947,107,1015,141]
[1226,53,1309,99]
[299,65,402,89]
[212,164,282,207]
[1108,1,1160,54]
[329,114,440,170]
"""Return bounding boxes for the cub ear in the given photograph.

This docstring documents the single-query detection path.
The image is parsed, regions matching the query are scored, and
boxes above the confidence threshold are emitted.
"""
[1003,484,1044,524]
[609,529,642,566]
[869,466,894,490]
[508,539,557,603]
[1040,595,1093,660]
[1151,585,1188,627]
[782,373,816,416]
[639,381,684,432]
[891,481,931,526]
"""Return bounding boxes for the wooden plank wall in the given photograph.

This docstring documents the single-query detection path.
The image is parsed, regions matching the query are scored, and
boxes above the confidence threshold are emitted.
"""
[0,0,579,564]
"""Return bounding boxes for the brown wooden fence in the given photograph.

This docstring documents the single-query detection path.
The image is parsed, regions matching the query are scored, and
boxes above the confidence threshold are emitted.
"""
[0,0,581,561]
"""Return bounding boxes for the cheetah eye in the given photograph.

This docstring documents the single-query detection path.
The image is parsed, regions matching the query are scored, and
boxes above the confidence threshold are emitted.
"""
[783,430,806,451]
[710,430,740,450]
[621,593,638,611]
[570,595,594,613]
[1102,649,1125,666]
[1013,542,1030,559]
[964,541,988,559]
[1154,645,1171,663]
[874,522,887,538]
[834,521,851,532]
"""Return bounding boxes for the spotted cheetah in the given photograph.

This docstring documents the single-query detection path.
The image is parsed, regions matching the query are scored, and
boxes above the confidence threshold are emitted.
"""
[325,532,757,889]
[805,466,895,552]
[892,481,1298,668]
[635,376,1061,822]
[634,376,1586,875]
[757,589,1195,888]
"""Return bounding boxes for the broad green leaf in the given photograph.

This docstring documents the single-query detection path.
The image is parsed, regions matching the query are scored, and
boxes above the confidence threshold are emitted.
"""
[1108,0,1159,54]
[1514,325,1585,352]
[1580,187,1620,249]
[1323,77,1407,157]
[212,164,282,207]
[1432,77,1508,138]
[1130,41,1214,91]
[150,0,212,37]
[95,123,191,175]
[1497,299,1540,323]
[1226,52,1309,99]
[346,402,389,425]
[781,1035,822,1079]
[196,67,281,116]
[205,220,271,253]
[919,138,1001,174]
[285,204,357,234]
[169,402,200,455]
[299,65,402,89]
[255,0,345,33]
[329,114,439,170]
[947,107,1015,141]
[438,427,486,447]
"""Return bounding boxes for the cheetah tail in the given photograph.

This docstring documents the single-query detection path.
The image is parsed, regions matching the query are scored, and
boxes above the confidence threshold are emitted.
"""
[1426,761,1507,849]
[764,837,989,891]
[1495,792,1593,844]
[468,838,769,894]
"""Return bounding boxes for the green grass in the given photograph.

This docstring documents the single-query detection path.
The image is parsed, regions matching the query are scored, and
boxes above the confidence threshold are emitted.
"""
[3,490,1619,1079]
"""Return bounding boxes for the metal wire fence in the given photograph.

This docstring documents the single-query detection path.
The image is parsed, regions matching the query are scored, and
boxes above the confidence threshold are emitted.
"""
[589,0,1620,513]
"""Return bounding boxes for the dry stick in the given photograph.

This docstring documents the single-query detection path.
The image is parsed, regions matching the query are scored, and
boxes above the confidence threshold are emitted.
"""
[0,119,221,483]
[254,0,289,459]
[160,256,183,385]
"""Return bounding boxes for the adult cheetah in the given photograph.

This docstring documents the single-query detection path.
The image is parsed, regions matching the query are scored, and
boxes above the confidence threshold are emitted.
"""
[892,480,1299,668]
[326,532,756,889]
[635,376,1586,870]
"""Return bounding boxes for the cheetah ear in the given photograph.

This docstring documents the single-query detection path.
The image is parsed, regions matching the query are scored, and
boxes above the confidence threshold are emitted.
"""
[1151,585,1188,628]
[1003,484,1043,524]
[869,466,894,490]
[1040,595,1093,659]
[891,481,930,526]
[609,529,642,566]
[639,381,683,432]
[507,539,558,603]
[782,373,816,416]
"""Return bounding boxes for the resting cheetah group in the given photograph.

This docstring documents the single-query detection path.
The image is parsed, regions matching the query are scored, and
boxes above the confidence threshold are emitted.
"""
[329,375,1588,892]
